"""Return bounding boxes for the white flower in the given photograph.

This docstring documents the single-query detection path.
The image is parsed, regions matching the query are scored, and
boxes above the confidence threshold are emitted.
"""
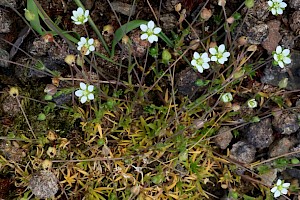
[140,20,162,43]
[75,82,95,104]
[273,46,291,68]
[191,52,210,73]
[271,179,290,198]
[209,44,230,64]
[268,0,287,15]
[71,7,89,25]
[247,99,257,108]
[221,93,233,103]
[77,37,95,55]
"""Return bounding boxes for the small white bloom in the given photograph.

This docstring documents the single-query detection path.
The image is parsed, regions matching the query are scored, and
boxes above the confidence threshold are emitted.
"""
[209,44,230,64]
[191,52,210,73]
[272,45,291,68]
[221,93,233,103]
[247,99,257,108]
[75,82,95,104]
[140,20,162,43]
[268,0,287,15]
[271,179,290,198]
[77,37,96,55]
[71,7,89,25]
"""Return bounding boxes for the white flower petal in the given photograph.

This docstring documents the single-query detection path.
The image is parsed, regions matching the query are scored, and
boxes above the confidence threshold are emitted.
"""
[140,24,148,32]
[88,93,94,100]
[71,16,77,21]
[209,47,217,55]
[281,188,288,194]
[283,57,291,64]
[283,183,290,187]
[211,56,217,61]
[140,33,148,40]
[223,52,230,58]
[276,46,282,54]
[77,7,84,15]
[80,82,87,90]
[274,190,281,198]
[75,90,83,97]
[218,58,226,64]
[87,85,94,92]
[280,2,287,8]
[75,21,82,25]
[218,44,225,53]
[201,52,209,59]
[191,60,197,66]
[148,20,155,29]
[202,62,210,69]
[88,38,94,45]
[278,61,284,68]
[274,54,279,61]
[85,50,90,55]
[196,66,203,73]
[271,8,277,15]
[154,27,161,34]
[267,1,273,6]
[271,186,278,193]
[148,35,158,43]
[89,45,95,52]
[72,10,78,17]
[282,49,290,56]
[277,8,283,15]
[193,52,200,59]
[80,96,87,104]
[84,10,89,17]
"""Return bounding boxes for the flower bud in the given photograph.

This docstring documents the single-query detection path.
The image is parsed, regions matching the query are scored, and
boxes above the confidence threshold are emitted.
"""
[102,25,114,36]
[200,8,212,21]
[42,159,53,170]
[221,93,233,103]
[64,55,76,66]
[162,49,172,64]
[42,33,54,43]
[238,36,248,46]
[47,130,57,141]
[175,3,182,12]
[47,147,56,158]
[9,87,19,98]
[24,8,35,21]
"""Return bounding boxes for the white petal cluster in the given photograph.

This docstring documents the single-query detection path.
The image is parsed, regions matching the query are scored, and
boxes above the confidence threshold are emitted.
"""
[273,46,291,68]
[71,7,89,25]
[140,21,162,43]
[268,0,287,15]
[247,99,257,108]
[191,52,210,73]
[271,179,290,198]
[221,93,233,103]
[77,37,96,55]
[209,44,230,64]
[75,82,95,104]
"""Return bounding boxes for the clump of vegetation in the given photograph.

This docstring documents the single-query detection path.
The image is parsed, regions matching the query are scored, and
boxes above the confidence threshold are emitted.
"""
[1,0,300,199]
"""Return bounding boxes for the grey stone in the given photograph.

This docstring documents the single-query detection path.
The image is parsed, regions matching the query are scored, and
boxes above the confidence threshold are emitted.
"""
[269,137,297,157]
[0,48,9,67]
[290,0,300,10]
[110,2,136,16]
[230,141,256,163]
[244,118,274,149]
[290,11,300,34]
[261,51,300,90]
[160,14,177,32]
[272,112,299,135]
[247,23,269,44]
[0,10,12,33]
[175,68,199,99]
[0,0,17,8]
[260,169,278,187]
[213,126,233,149]
[29,170,58,199]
